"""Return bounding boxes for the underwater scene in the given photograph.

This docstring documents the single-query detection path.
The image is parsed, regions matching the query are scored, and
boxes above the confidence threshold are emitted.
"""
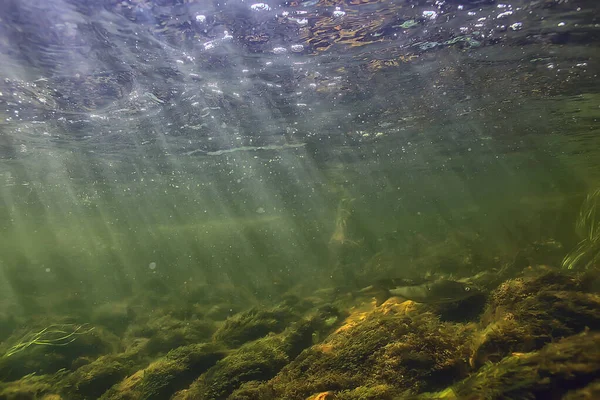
[0,0,599,399]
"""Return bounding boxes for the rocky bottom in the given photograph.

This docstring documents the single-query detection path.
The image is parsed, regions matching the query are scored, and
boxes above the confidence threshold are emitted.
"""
[1,265,600,400]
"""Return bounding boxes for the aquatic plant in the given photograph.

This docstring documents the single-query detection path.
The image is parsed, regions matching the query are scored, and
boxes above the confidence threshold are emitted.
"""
[562,239,600,270]
[562,187,600,270]
[1,323,95,359]
[575,188,600,240]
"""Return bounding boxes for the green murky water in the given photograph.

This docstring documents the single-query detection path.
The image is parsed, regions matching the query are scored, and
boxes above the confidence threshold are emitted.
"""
[1,0,599,398]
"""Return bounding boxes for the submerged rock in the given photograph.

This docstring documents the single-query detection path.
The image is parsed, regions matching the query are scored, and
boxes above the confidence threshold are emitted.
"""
[100,343,225,400]
[0,373,62,400]
[2,265,598,400]
[264,299,474,399]
[455,331,600,399]
[213,306,298,348]
[178,307,342,399]
[60,339,152,400]
[176,336,290,400]
[470,268,600,369]
[125,313,216,356]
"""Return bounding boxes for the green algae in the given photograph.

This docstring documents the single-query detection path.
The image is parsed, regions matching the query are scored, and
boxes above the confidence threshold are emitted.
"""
[455,331,600,399]
[213,306,298,348]
[99,343,226,400]
[1,265,598,400]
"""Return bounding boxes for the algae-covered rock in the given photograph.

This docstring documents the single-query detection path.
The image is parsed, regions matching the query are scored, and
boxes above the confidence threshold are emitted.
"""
[267,299,474,399]
[227,380,276,400]
[100,343,226,400]
[0,373,60,400]
[213,306,298,348]
[223,307,342,400]
[177,306,343,400]
[335,384,397,400]
[483,267,584,314]
[62,355,137,399]
[60,339,152,400]
[0,367,78,400]
[562,379,600,400]
[175,336,290,400]
[125,314,215,356]
[4,263,598,400]
[455,331,600,399]
[471,268,600,368]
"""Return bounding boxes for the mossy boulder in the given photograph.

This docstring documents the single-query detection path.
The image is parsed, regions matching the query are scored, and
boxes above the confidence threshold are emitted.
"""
[266,299,474,399]
[62,356,136,399]
[100,343,226,400]
[562,379,600,400]
[212,306,298,348]
[60,339,152,400]
[177,306,342,400]
[335,384,397,400]
[0,373,63,400]
[175,336,290,400]
[483,268,585,314]
[455,331,600,399]
[471,269,600,368]
[125,314,215,356]
[228,380,276,400]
